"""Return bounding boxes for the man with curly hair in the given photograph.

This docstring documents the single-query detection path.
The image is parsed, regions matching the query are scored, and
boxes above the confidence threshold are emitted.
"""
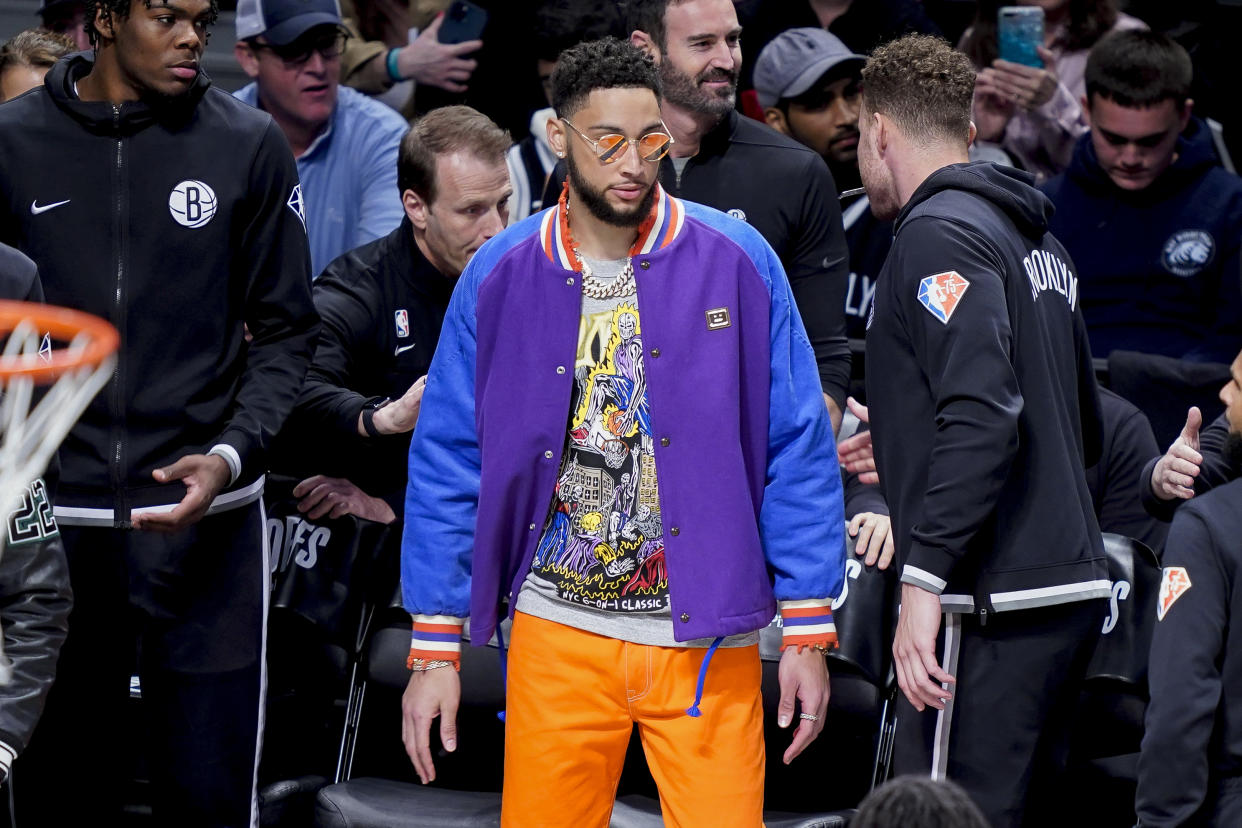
[0,0,317,823]
[399,36,845,827]
[860,34,1106,826]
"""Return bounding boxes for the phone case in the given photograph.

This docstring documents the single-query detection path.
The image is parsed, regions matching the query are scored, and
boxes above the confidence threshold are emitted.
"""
[998,6,1044,68]
[438,1,488,44]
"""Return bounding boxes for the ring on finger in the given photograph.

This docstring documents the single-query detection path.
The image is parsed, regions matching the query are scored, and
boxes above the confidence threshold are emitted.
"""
[799,712,820,722]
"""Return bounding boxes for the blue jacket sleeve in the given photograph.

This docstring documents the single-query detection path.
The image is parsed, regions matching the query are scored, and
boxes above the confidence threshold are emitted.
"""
[401,258,482,621]
[755,239,847,614]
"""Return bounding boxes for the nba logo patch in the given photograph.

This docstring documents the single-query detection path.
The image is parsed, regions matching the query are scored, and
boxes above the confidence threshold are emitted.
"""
[394,309,410,338]
[917,271,970,324]
[1156,566,1192,621]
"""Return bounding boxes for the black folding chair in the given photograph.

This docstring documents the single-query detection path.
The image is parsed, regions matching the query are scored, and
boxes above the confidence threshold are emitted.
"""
[1063,533,1161,828]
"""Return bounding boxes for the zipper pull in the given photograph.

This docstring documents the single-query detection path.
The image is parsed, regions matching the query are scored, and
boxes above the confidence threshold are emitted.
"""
[978,607,989,627]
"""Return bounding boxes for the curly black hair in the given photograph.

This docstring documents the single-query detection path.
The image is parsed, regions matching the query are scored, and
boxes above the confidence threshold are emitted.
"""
[550,36,661,119]
[85,0,220,47]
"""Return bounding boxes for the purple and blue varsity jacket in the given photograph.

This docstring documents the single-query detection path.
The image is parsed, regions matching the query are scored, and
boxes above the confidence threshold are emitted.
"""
[401,186,846,664]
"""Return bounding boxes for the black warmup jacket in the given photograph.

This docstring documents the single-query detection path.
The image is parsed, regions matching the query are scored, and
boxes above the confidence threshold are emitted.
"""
[273,218,452,513]
[0,243,71,779]
[544,111,853,408]
[866,162,1108,614]
[1138,478,1242,827]
[0,53,318,523]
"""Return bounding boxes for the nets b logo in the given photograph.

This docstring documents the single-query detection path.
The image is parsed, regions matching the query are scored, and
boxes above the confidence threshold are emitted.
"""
[168,180,217,228]
[917,271,970,324]
[1156,566,1192,621]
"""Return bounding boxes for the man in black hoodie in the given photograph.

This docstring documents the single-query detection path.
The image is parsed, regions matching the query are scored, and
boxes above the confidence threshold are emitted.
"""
[860,35,1107,827]
[0,0,317,823]
[1041,30,1242,365]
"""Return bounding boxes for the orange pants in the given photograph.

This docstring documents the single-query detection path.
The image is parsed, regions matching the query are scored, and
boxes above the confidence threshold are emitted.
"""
[501,611,766,828]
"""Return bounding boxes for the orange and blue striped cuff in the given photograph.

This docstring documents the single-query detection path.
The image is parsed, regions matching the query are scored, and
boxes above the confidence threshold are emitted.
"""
[778,599,838,651]
[407,614,465,668]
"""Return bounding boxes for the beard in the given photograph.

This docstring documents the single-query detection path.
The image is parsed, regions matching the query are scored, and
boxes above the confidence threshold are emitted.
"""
[565,148,657,228]
[660,60,737,119]
[1224,430,1242,469]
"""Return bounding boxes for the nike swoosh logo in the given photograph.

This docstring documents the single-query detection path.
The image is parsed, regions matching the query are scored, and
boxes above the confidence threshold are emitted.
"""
[394,344,416,356]
[31,199,70,215]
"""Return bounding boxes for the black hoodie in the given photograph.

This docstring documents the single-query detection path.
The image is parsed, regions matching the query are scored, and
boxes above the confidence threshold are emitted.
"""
[1041,119,1242,364]
[0,53,318,523]
[866,162,1108,614]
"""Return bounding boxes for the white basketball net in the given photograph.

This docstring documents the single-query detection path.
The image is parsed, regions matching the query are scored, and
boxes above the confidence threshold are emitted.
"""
[0,317,115,685]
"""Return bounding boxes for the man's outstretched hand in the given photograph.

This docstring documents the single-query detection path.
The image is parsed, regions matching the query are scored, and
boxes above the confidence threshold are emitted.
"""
[132,453,231,532]
[1150,406,1203,501]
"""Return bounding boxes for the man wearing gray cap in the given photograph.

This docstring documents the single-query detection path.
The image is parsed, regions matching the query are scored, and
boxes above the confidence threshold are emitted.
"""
[755,28,889,342]
[234,0,409,278]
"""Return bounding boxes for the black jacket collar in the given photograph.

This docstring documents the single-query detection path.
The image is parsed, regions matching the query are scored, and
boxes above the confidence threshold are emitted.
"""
[45,50,209,136]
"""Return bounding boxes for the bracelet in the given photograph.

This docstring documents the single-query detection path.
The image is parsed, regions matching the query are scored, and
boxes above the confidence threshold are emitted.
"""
[410,659,453,672]
[386,47,403,83]
[362,397,391,438]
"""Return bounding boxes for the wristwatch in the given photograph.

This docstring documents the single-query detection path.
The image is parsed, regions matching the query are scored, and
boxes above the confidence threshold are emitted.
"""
[361,397,391,438]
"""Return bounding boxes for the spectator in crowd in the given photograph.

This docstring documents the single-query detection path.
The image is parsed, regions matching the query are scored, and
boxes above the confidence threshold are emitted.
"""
[0,245,72,790]
[336,0,480,109]
[506,0,623,224]
[564,0,852,432]
[235,0,408,279]
[962,0,1145,183]
[1041,30,1242,364]
[1137,346,1242,826]
[0,29,74,102]
[0,0,318,821]
[853,776,990,828]
[400,37,844,824]
[753,27,889,341]
[36,0,90,51]
[275,105,510,525]
[861,35,1107,826]
[735,0,942,97]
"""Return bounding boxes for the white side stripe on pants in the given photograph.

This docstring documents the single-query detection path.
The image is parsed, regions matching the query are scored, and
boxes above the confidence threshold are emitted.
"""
[931,613,963,782]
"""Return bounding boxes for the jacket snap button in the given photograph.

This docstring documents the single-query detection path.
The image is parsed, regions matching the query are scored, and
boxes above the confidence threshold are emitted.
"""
[660,437,670,447]
[680,613,690,623]
[544,450,554,459]
[640,261,650,270]
[566,277,575,285]
[556,366,566,374]
[529,523,536,531]
[650,348,661,358]
[670,526,680,536]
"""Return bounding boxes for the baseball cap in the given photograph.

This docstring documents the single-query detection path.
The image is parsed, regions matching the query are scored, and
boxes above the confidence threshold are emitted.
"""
[236,0,343,46]
[754,28,866,110]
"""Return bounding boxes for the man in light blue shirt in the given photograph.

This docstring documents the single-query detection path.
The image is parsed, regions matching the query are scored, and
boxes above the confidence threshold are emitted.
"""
[234,0,407,277]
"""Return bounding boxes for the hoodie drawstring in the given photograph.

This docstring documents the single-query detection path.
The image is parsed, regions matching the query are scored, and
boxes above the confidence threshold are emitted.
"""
[685,636,724,718]
[496,622,508,722]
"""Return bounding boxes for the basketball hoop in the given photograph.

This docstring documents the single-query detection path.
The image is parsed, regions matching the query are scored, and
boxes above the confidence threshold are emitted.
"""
[0,300,118,684]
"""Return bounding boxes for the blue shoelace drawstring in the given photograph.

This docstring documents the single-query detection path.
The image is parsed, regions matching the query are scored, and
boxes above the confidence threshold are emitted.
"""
[685,636,724,718]
[496,622,508,722]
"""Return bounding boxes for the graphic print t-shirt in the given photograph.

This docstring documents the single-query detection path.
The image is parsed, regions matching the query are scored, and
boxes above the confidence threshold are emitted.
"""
[515,255,754,648]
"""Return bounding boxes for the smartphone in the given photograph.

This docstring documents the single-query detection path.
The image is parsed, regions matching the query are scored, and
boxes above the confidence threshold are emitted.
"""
[438,0,488,44]
[997,6,1044,68]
